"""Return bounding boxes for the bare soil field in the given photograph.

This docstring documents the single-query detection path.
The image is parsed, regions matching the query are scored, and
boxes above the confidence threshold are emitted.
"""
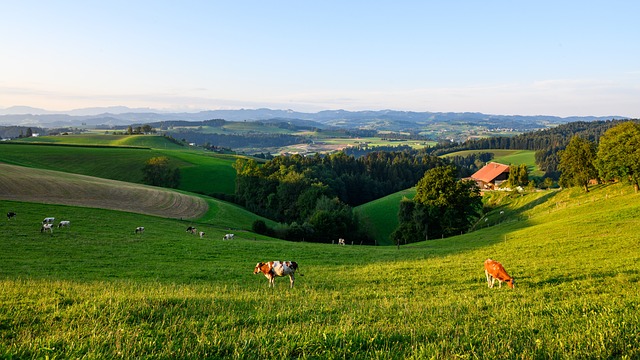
[0,163,208,219]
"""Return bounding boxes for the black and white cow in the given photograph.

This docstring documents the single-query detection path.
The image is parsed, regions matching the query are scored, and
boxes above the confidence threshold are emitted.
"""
[41,223,54,234]
[186,226,197,235]
[7,212,16,220]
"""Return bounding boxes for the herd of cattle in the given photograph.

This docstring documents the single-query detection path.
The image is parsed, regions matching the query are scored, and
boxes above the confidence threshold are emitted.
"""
[6,211,516,290]
[37,216,71,234]
[7,213,73,233]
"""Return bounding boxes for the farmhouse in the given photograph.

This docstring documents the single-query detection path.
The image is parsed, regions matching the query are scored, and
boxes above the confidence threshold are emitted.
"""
[470,162,510,190]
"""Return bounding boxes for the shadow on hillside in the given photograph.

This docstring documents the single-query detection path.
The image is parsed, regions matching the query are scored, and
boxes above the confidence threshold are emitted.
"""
[405,190,562,258]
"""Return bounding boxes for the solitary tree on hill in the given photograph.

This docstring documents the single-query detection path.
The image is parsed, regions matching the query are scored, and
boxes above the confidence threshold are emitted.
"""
[142,156,180,188]
[558,136,598,192]
[392,165,482,243]
[595,121,640,192]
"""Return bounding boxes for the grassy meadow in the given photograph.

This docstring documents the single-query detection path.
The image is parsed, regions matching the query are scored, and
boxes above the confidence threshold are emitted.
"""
[1,182,639,358]
[0,138,238,195]
[355,188,416,246]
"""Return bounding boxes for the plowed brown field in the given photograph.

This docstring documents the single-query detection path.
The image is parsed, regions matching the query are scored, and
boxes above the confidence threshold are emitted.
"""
[0,163,208,219]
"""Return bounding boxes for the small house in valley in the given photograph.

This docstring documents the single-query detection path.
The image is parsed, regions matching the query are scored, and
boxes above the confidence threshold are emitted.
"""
[470,162,510,190]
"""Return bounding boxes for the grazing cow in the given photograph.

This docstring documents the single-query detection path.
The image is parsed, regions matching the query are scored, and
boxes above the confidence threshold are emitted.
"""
[484,258,515,289]
[58,220,71,229]
[199,231,205,239]
[7,212,16,220]
[223,233,234,240]
[338,238,345,245]
[42,217,55,224]
[186,226,197,234]
[41,223,54,234]
[253,261,302,288]
[135,226,145,234]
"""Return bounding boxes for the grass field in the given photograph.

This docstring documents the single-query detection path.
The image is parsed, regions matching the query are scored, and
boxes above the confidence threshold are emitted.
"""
[13,134,185,149]
[0,162,274,232]
[1,182,638,358]
[355,188,416,246]
[0,138,238,195]
[0,163,208,219]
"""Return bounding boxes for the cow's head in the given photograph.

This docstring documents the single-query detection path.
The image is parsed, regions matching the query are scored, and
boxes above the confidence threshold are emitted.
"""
[253,262,265,275]
[506,278,515,289]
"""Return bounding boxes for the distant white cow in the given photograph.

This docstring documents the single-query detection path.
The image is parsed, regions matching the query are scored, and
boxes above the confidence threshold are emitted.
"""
[135,226,145,234]
[223,233,235,240]
[42,217,55,224]
[199,231,205,239]
[41,223,54,234]
[338,238,345,245]
[58,220,70,229]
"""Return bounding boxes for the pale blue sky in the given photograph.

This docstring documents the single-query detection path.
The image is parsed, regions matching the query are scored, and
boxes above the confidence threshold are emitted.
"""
[1,1,639,117]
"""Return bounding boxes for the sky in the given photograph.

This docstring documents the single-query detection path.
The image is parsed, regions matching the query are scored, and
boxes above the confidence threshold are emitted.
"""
[1,1,639,117]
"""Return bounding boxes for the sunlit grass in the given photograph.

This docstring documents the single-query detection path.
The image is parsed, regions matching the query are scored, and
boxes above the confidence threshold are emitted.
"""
[1,183,639,358]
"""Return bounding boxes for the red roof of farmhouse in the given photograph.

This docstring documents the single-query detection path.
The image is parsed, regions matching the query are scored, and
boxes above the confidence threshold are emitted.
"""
[471,162,510,183]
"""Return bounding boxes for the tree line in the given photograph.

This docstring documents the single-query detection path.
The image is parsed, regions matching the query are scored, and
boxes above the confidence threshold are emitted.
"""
[233,151,450,244]
[429,119,635,178]
[559,121,640,193]
[169,131,309,150]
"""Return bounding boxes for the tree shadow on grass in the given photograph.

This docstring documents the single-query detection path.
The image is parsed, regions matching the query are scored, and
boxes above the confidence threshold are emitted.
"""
[402,190,561,259]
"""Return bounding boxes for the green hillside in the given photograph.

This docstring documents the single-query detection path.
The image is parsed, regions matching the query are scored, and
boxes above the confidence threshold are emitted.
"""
[0,162,271,230]
[13,134,185,149]
[2,182,637,358]
[443,149,542,175]
[355,187,416,246]
[0,137,238,195]
[0,162,207,219]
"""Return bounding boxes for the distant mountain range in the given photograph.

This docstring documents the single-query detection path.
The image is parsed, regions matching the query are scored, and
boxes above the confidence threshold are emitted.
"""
[0,106,629,131]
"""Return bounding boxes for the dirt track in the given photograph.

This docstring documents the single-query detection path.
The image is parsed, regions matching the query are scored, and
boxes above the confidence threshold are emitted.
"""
[0,163,208,219]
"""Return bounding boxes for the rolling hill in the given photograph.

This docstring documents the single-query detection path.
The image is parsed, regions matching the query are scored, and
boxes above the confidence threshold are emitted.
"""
[0,163,208,219]
[1,178,638,358]
[0,131,639,358]
[355,187,416,246]
[0,136,239,195]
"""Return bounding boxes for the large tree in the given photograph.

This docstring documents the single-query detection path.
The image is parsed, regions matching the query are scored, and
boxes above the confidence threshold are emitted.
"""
[558,136,598,192]
[392,165,482,243]
[505,164,529,188]
[595,121,640,192]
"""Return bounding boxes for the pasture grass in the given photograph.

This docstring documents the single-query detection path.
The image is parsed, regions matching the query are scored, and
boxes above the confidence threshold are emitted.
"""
[1,182,639,358]
[0,140,238,195]
[355,188,416,246]
[0,163,209,220]
[12,134,185,149]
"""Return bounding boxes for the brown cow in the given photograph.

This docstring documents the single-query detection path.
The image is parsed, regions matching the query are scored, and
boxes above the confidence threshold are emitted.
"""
[253,261,301,288]
[484,258,515,289]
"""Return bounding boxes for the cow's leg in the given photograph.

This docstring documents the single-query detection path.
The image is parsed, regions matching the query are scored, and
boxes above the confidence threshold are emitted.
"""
[269,275,275,287]
[485,270,492,288]
[289,274,295,288]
